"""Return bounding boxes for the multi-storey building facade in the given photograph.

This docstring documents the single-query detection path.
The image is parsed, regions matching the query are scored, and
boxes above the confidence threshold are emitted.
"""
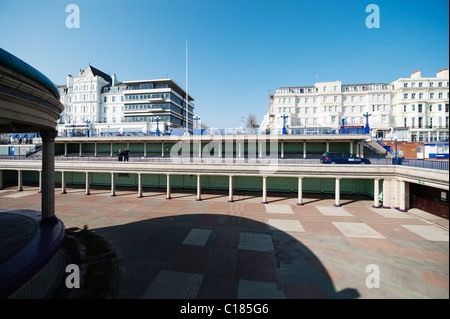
[261,69,449,142]
[391,69,449,142]
[57,65,195,136]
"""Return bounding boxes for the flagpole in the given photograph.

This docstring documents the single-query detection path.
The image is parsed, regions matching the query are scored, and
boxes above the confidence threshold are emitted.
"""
[185,40,189,135]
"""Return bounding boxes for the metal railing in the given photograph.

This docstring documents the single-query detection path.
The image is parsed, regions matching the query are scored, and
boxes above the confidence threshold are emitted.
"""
[1,155,448,170]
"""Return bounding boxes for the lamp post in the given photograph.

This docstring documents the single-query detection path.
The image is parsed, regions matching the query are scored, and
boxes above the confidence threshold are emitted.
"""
[363,112,372,134]
[341,117,346,134]
[194,115,200,135]
[85,120,90,137]
[155,116,161,136]
[281,114,288,135]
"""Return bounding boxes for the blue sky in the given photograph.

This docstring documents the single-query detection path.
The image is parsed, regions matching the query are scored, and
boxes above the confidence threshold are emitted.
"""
[0,0,448,128]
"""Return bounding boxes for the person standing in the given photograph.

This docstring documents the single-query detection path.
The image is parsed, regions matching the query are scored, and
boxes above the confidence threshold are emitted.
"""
[118,149,123,161]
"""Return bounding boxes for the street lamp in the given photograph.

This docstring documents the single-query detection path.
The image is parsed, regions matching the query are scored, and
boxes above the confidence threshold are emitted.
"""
[341,117,346,134]
[194,115,200,135]
[281,114,288,135]
[85,120,90,137]
[155,116,161,136]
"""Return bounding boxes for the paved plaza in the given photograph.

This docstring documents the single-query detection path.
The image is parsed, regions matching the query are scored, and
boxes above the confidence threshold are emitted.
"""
[0,185,448,299]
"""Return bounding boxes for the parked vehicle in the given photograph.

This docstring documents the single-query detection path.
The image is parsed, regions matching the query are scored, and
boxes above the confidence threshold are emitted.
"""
[320,152,371,164]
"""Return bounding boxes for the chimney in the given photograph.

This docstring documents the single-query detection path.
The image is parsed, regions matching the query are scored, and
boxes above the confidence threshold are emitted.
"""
[67,75,73,88]
[112,73,117,86]
[437,69,449,78]
[411,70,421,79]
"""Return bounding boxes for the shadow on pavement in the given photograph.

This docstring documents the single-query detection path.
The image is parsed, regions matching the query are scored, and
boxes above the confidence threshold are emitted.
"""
[93,213,360,299]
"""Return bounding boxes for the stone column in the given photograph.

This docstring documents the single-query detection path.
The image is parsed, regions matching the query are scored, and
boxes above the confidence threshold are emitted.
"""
[111,173,116,197]
[40,129,57,223]
[297,177,303,205]
[79,142,82,157]
[228,175,234,202]
[61,171,67,194]
[334,178,341,207]
[281,142,284,158]
[196,175,202,201]
[166,174,172,199]
[373,178,380,208]
[17,170,23,191]
[350,141,354,155]
[161,142,165,157]
[64,143,68,156]
[110,143,114,157]
[137,173,143,198]
[94,143,98,157]
[326,142,330,152]
[303,142,307,158]
[399,180,406,212]
[144,142,147,157]
[382,179,391,208]
[85,171,90,195]
[262,176,268,204]
[38,170,42,193]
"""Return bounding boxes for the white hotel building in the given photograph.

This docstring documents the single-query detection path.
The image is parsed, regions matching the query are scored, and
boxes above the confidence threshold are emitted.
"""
[56,65,195,136]
[261,69,449,142]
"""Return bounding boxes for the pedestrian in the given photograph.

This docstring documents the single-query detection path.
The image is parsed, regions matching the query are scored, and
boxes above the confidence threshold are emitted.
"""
[124,149,130,161]
[118,149,123,162]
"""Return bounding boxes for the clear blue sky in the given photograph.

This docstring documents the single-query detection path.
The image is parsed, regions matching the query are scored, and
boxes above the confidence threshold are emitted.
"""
[0,0,448,128]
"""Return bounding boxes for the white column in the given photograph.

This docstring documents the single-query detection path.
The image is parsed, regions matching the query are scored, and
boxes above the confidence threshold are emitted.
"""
[144,142,147,157]
[262,176,268,204]
[238,141,242,158]
[399,180,406,212]
[79,143,82,157]
[196,175,202,201]
[218,141,222,158]
[94,143,98,157]
[161,142,165,157]
[281,142,284,158]
[61,171,67,194]
[110,143,114,157]
[297,177,303,205]
[373,178,380,208]
[326,142,329,152]
[85,171,90,195]
[334,178,341,207]
[382,179,391,208]
[137,173,143,198]
[110,173,116,197]
[228,175,234,202]
[17,170,23,191]
[166,174,172,199]
[64,143,68,156]
[350,141,353,155]
[303,142,307,158]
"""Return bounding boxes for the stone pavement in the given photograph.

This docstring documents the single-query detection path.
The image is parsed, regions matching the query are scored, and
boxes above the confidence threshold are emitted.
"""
[0,185,448,299]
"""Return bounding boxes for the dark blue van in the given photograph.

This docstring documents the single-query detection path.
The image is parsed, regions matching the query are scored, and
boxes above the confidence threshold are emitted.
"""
[320,152,371,164]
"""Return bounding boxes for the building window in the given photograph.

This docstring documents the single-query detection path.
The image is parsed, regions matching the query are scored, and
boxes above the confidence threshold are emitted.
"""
[419,93,423,99]
[438,92,443,99]
[419,82,423,87]
[411,93,416,99]
[418,104,423,113]
[404,93,408,99]
[429,105,433,112]
[404,83,408,88]
[430,92,434,99]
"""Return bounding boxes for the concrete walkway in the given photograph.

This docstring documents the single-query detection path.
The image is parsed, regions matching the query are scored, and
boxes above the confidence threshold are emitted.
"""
[0,185,448,299]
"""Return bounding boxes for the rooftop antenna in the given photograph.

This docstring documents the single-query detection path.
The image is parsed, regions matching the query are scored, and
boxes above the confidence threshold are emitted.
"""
[184,40,189,136]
